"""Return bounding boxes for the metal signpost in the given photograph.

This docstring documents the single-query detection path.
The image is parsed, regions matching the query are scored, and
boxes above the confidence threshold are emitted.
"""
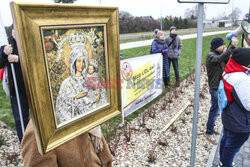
[10,63,25,135]
[177,1,230,167]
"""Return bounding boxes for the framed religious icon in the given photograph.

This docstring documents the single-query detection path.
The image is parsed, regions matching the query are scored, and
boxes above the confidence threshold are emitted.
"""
[11,2,121,154]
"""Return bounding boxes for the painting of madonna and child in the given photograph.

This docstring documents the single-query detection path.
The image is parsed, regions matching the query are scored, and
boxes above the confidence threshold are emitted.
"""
[41,25,110,126]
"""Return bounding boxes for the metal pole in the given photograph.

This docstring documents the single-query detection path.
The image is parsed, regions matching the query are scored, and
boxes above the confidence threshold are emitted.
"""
[231,0,234,26]
[248,5,250,22]
[160,3,163,31]
[190,3,204,167]
[122,109,125,125]
[10,63,25,135]
[160,18,163,31]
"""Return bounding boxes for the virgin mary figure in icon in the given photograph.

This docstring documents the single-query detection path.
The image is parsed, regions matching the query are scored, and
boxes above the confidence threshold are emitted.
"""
[55,33,91,124]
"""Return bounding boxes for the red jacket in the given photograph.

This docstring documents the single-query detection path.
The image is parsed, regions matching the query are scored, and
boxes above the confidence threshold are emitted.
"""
[222,58,250,133]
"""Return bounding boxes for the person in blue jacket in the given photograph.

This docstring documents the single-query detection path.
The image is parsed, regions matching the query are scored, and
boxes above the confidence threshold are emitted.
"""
[151,31,169,87]
[219,48,250,167]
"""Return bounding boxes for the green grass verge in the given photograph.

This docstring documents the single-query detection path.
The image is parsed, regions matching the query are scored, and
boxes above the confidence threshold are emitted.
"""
[0,81,15,129]
[0,33,235,139]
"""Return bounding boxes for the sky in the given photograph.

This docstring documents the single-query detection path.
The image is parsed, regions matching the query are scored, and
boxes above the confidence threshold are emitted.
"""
[0,0,249,26]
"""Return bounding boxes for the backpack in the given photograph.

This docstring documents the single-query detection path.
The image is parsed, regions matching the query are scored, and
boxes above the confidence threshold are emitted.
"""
[218,73,231,112]
[218,79,227,112]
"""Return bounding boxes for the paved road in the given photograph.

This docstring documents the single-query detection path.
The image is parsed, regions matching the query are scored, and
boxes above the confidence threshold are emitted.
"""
[120,27,234,40]
[120,30,231,50]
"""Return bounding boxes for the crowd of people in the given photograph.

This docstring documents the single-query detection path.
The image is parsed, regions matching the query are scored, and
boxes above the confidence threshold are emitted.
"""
[0,17,250,167]
[204,27,250,167]
[150,21,250,167]
[204,36,250,167]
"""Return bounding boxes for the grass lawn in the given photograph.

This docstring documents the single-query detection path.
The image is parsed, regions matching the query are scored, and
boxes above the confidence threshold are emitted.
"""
[0,81,14,129]
[0,33,233,139]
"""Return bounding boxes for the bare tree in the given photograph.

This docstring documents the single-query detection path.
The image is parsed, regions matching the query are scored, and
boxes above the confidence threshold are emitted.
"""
[119,11,134,33]
[229,7,242,26]
[119,11,134,20]
[184,8,195,19]
[184,5,206,20]
[194,5,206,20]
[217,12,229,20]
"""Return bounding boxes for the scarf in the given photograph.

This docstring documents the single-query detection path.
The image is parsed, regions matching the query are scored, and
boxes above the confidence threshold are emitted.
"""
[155,37,166,44]
[170,33,177,49]
[89,126,103,153]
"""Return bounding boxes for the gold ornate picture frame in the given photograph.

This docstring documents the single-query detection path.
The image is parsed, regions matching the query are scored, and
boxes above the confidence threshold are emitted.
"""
[11,2,121,154]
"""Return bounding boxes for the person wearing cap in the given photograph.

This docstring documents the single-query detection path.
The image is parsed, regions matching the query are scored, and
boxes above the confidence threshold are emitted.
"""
[151,31,169,88]
[165,26,182,87]
[205,37,239,145]
[0,24,29,142]
[218,48,250,167]
[154,28,159,37]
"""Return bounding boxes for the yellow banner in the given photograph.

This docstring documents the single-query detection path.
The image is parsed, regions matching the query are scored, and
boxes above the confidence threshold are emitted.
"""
[124,62,155,108]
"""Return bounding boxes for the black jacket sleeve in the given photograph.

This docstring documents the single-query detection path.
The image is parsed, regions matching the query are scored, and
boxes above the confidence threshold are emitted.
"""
[207,45,235,64]
[0,45,8,68]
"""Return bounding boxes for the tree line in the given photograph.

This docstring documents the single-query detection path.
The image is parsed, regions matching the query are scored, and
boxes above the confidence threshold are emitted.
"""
[4,12,196,36]
[4,0,199,35]
[52,0,198,34]
[119,11,196,34]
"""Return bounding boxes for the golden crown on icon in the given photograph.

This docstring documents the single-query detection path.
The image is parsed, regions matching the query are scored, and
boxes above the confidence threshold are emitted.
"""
[69,32,87,48]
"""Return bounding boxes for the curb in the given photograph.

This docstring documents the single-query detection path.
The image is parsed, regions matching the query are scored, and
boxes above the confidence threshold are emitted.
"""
[206,123,223,167]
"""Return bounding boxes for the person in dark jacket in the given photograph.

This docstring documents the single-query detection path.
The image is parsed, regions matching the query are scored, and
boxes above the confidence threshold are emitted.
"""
[0,25,29,142]
[219,48,250,167]
[205,37,238,144]
[165,26,182,87]
[151,31,169,87]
